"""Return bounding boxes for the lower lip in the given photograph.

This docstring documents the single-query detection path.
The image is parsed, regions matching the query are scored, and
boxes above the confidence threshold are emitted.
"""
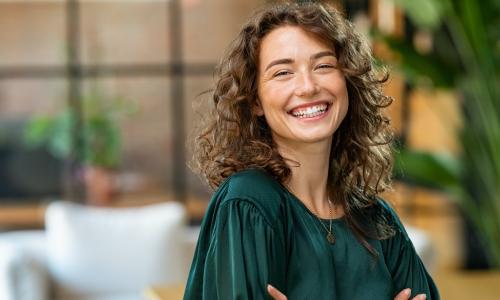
[289,105,331,122]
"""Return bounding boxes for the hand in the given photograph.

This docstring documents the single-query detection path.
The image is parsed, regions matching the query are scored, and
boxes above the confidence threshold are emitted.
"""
[394,288,427,300]
[267,284,287,300]
[268,285,427,300]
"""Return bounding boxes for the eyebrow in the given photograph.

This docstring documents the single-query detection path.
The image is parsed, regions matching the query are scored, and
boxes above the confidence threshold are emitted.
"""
[264,51,336,72]
[311,50,336,60]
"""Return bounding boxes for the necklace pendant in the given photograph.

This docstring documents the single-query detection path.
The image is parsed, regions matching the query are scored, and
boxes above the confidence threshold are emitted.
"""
[327,232,335,244]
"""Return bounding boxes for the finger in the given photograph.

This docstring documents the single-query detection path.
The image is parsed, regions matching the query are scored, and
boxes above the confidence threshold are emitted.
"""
[267,284,287,300]
[412,294,427,300]
[394,288,411,300]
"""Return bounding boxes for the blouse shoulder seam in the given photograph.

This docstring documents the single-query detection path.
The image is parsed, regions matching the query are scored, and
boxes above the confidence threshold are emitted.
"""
[219,197,286,248]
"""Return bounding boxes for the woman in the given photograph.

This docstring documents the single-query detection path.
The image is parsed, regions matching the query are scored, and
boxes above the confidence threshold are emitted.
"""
[184,2,439,299]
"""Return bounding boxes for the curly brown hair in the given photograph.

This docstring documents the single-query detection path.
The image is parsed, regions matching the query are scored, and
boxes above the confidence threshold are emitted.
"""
[189,1,395,254]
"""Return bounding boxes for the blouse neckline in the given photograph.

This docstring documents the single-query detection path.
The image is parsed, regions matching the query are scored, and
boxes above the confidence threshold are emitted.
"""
[276,181,345,223]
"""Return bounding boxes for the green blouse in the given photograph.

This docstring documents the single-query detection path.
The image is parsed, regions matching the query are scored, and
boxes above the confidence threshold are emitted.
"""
[184,168,440,300]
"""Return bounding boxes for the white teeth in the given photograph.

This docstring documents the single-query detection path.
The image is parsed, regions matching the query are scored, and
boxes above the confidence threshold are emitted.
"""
[291,104,328,118]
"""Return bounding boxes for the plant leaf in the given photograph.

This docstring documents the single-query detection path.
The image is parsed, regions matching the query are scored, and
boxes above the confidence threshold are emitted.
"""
[376,33,458,87]
[391,0,448,30]
[394,149,461,192]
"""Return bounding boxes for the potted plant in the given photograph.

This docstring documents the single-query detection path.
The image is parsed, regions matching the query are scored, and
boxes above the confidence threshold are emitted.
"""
[25,89,133,206]
[376,0,499,268]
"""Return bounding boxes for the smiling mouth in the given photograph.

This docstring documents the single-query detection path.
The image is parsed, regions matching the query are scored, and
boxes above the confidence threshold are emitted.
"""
[288,103,330,119]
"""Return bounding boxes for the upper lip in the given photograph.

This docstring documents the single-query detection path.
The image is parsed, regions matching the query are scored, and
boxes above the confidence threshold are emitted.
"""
[287,100,331,113]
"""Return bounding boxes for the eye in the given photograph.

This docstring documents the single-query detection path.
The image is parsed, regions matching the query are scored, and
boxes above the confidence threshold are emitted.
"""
[273,70,292,77]
[316,64,334,70]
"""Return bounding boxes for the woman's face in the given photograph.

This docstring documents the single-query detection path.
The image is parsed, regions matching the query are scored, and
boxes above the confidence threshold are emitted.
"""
[256,25,348,147]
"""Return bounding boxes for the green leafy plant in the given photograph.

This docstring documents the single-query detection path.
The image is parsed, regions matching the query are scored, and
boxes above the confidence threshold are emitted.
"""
[378,0,499,267]
[25,90,133,169]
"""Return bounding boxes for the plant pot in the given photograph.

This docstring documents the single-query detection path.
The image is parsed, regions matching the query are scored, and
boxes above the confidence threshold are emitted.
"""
[83,165,116,206]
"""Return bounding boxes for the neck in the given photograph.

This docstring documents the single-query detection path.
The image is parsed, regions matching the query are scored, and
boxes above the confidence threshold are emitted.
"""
[274,136,338,218]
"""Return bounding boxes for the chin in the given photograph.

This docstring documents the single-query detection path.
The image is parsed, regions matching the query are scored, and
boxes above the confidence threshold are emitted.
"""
[293,131,335,144]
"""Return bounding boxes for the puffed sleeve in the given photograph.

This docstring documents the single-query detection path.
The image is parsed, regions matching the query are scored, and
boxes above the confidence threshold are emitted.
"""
[184,198,287,300]
[380,201,440,299]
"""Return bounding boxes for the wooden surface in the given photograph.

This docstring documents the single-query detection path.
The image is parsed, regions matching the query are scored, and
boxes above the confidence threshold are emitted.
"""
[0,203,47,229]
[434,270,500,300]
[143,285,184,300]
[0,194,208,229]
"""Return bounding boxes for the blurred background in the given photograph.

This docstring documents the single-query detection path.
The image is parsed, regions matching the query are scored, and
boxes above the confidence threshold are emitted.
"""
[0,0,498,299]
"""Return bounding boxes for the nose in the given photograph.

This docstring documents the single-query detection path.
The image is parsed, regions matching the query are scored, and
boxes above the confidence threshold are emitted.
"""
[294,72,320,97]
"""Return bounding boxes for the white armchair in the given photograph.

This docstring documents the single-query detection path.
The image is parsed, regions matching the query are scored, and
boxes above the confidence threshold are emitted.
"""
[0,201,197,300]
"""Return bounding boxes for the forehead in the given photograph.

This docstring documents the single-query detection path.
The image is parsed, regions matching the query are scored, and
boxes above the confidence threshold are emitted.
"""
[258,25,333,63]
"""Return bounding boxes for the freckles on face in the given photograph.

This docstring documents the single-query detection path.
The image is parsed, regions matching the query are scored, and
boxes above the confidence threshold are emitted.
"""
[255,25,349,146]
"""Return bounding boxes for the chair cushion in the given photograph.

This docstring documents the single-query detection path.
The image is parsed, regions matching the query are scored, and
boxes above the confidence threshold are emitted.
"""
[406,225,436,271]
[0,232,50,300]
[45,201,186,299]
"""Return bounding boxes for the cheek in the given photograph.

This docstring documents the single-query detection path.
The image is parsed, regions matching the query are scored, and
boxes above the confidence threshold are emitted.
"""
[258,86,284,111]
[329,82,349,122]
[322,74,348,93]
[332,78,349,114]
[340,90,349,116]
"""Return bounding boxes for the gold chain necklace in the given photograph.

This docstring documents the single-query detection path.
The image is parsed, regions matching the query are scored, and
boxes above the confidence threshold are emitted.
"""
[285,184,337,244]
[315,199,336,244]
